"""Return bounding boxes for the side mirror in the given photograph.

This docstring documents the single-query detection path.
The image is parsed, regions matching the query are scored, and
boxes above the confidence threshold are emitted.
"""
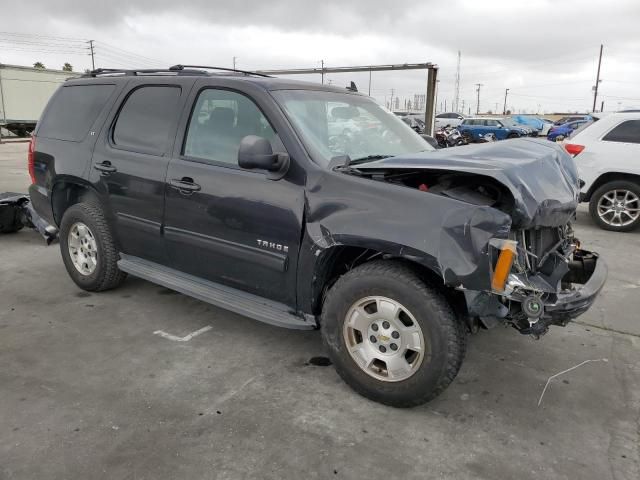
[238,135,289,180]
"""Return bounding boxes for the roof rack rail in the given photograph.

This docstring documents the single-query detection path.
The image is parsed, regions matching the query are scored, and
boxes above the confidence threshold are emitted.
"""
[169,64,271,77]
[81,67,211,78]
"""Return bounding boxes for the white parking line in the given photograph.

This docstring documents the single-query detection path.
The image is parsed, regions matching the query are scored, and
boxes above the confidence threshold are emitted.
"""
[153,325,213,342]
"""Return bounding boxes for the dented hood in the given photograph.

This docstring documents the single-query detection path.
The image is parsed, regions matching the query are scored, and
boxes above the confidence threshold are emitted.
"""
[356,138,580,228]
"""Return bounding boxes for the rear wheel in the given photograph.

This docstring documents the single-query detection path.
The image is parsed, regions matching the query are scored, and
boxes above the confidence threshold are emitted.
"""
[589,181,640,232]
[321,261,466,407]
[59,202,127,291]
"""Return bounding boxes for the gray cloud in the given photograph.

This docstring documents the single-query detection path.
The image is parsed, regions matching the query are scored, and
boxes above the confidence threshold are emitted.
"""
[2,0,640,113]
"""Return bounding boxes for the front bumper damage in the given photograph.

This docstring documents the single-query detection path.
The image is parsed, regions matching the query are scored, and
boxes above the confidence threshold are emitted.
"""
[465,247,606,337]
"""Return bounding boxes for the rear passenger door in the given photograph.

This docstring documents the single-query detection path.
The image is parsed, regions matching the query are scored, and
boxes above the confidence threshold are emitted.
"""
[163,81,305,306]
[90,79,190,264]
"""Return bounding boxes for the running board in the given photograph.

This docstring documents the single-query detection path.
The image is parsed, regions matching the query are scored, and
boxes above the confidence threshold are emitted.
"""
[117,254,316,330]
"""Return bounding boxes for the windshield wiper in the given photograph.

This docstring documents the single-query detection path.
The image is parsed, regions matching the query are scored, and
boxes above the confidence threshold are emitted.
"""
[348,154,393,165]
[329,154,394,171]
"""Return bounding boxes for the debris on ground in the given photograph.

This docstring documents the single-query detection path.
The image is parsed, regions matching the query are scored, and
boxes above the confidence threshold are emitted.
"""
[0,192,57,244]
[537,358,609,406]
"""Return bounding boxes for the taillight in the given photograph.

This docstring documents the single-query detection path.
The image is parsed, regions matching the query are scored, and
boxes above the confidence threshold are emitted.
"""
[564,143,585,157]
[28,136,36,184]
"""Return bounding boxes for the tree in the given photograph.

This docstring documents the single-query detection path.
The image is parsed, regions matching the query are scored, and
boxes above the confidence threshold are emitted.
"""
[62,63,73,72]
[33,62,45,69]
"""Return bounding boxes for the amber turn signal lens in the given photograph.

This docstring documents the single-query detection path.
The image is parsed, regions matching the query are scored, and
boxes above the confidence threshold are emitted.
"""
[491,243,516,292]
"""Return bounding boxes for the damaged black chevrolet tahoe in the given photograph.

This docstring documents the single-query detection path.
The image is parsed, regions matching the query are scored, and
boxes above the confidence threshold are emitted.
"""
[28,66,607,407]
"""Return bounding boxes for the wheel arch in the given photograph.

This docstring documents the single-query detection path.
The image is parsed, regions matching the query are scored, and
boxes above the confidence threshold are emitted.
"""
[584,172,640,202]
[51,178,107,226]
[304,242,468,323]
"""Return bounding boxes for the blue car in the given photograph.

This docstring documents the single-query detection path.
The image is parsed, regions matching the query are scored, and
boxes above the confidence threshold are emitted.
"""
[457,117,529,141]
[547,120,590,141]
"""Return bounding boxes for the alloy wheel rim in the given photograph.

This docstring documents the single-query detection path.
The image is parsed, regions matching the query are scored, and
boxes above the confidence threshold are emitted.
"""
[68,222,98,275]
[597,189,640,227]
[342,296,427,382]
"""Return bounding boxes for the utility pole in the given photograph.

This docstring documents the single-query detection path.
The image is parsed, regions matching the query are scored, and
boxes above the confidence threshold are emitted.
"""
[453,50,461,113]
[390,88,395,111]
[321,59,324,84]
[233,56,237,69]
[592,44,603,112]
[475,83,483,114]
[461,99,465,115]
[444,99,447,112]
[503,88,509,114]
[368,68,372,96]
[495,102,499,113]
[601,100,604,112]
[87,40,95,70]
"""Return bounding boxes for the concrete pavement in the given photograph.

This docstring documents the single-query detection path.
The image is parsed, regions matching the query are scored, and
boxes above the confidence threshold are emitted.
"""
[1,142,638,479]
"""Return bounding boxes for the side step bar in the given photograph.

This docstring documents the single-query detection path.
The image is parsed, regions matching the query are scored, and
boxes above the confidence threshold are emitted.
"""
[117,254,316,330]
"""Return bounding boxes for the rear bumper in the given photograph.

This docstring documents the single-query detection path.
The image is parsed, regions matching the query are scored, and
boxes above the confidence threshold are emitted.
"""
[28,184,55,226]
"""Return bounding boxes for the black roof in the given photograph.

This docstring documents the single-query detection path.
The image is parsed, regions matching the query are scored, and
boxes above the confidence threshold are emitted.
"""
[68,65,363,94]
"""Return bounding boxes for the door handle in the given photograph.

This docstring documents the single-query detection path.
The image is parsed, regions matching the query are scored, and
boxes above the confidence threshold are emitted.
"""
[94,161,117,174]
[169,178,201,194]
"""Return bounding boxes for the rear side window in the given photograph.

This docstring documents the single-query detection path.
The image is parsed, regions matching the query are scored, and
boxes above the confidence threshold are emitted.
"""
[112,86,181,155]
[602,120,640,144]
[38,84,115,142]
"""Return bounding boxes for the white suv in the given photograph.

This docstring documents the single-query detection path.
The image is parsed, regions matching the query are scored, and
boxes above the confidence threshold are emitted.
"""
[564,112,640,231]
[435,112,465,129]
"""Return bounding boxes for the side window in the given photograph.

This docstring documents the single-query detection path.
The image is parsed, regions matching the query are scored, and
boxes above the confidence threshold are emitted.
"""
[112,86,181,155]
[602,120,640,144]
[184,89,279,165]
[38,84,115,142]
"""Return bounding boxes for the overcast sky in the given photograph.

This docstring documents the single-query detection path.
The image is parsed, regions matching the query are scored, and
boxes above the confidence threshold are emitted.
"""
[2,0,639,114]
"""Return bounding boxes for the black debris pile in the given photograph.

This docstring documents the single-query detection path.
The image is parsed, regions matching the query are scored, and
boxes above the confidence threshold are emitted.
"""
[0,192,57,244]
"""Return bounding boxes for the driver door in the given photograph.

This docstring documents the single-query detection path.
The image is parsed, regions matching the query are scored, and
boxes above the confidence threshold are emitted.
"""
[163,84,304,306]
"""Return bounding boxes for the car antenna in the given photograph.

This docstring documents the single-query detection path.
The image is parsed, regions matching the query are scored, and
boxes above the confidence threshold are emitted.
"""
[346,81,358,92]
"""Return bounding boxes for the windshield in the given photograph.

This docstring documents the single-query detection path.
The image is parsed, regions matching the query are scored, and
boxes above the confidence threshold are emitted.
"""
[272,90,433,167]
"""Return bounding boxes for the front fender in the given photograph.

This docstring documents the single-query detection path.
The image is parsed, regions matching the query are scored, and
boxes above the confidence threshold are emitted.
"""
[296,170,512,314]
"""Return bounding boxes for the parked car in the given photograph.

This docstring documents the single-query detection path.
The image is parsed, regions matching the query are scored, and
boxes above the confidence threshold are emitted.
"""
[511,115,553,136]
[554,115,592,126]
[435,112,465,128]
[457,117,528,141]
[500,117,534,136]
[562,112,640,231]
[28,65,606,407]
[547,120,591,141]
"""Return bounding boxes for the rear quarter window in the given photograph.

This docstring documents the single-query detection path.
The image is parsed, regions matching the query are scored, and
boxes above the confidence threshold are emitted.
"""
[602,120,640,144]
[37,84,116,142]
[112,85,182,156]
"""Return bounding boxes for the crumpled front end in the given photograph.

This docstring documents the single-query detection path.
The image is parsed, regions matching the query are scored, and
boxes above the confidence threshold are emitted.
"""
[467,224,607,337]
[344,139,606,336]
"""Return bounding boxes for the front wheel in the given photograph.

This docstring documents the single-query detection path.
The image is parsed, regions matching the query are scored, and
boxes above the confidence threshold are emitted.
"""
[589,181,640,232]
[321,261,466,408]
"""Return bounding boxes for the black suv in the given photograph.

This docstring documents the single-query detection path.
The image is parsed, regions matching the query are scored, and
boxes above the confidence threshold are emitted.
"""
[28,66,606,407]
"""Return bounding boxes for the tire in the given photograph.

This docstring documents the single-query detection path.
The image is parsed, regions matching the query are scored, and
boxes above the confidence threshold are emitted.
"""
[507,132,519,139]
[589,180,640,232]
[59,202,127,291]
[321,260,466,408]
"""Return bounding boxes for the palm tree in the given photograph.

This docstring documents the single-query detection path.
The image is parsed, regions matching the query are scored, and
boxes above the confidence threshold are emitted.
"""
[62,63,73,72]
[33,62,45,69]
